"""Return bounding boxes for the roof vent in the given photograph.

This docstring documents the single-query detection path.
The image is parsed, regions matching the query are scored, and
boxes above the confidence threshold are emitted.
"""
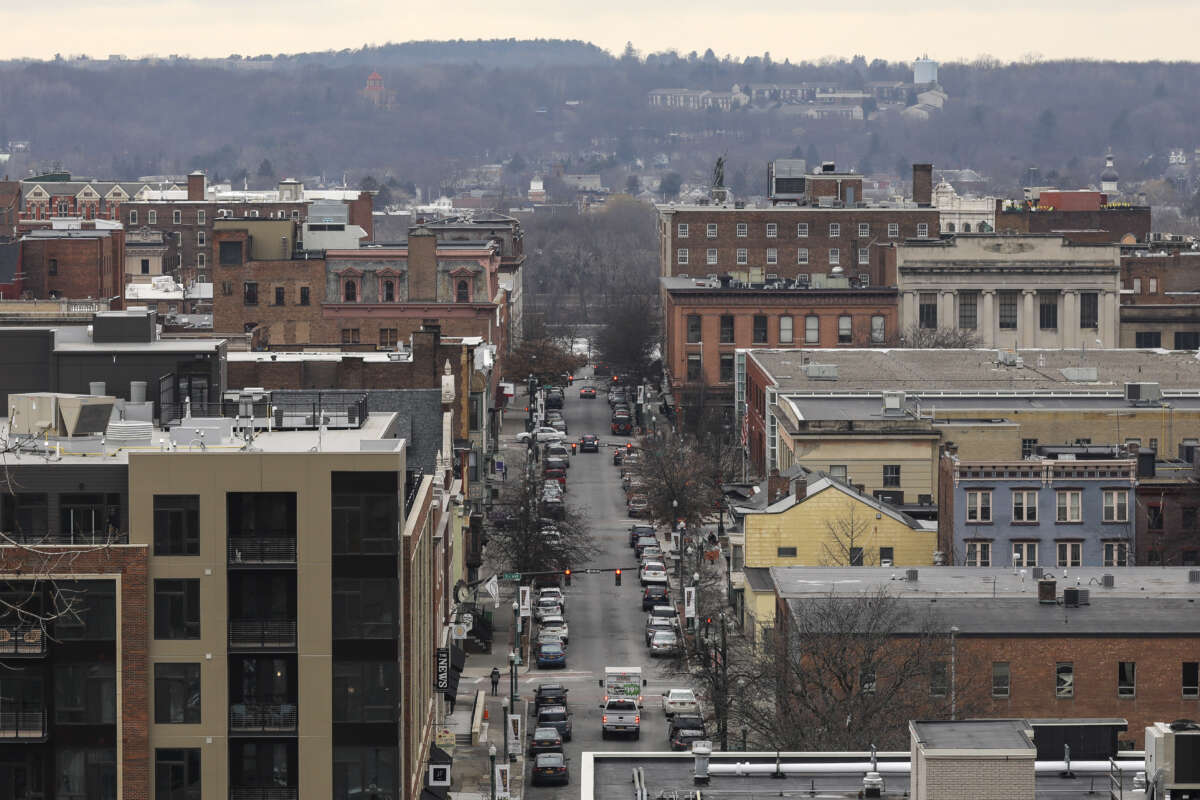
[804,363,838,380]
[905,569,919,582]
[1063,587,1080,607]
[1102,573,1115,588]
[997,350,1022,367]
[1032,566,1045,580]
[1038,579,1057,604]
[1077,588,1090,605]
[1189,570,1200,584]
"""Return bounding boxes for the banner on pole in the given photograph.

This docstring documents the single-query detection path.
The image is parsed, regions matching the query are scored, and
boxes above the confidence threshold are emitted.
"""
[684,586,696,619]
[518,585,531,618]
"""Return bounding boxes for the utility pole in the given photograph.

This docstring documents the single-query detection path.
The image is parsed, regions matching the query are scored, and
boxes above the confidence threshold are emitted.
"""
[720,613,729,751]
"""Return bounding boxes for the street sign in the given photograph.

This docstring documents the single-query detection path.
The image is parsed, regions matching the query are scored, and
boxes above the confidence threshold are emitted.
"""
[435,648,450,691]
[495,459,505,476]
[501,572,521,581]
[451,623,468,640]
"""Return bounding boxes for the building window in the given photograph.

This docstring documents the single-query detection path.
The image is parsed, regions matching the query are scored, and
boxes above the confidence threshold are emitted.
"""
[299,286,310,306]
[677,248,688,265]
[1080,292,1099,329]
[1118,662,1136,697]
[858,273,870,287]
[148,210,157,225]
[155,748,201,800]
[154,579,200,639]
[1057,541,1082,567]
[1039,294,1058,329]
[879,546,894,565]
[779,315,793,344]
[155,663,201,724]
[379,328,398,348]
[870,315,885,343]
[1102,490,1128,522]
[274,287,285,306]
[965,541,991,566]
[999,291,1018,329]
[930,662,948,697]
[992,662,1011,698]
[196,210,205,225]
[736,248,748,265]
[797,247,809,265]
[1022,438,1038,458]
[1184,662,1199,699]
[848,546,865,566]
[172,209,182,224]
[888,222,899,238]
[829,465,848,481]
[720,315,734,343]
[1056,662,1074,698]
[1012,541,1038,567]
[1175,331,1200,350]
[797,273,810,286]
[858,222,870,238]
[333,578,398,639]
[686,354,701,381]
[344,281,357,302]
[383,280,395,302]
[838,315,852,343]
[154,495,199,556]
[333,662,399,723]
[1056,490,1082,522]
[1136,331,1162,348]
[129,210,138,225]
[857,247,869,266]
[917,223,929,238]
[1103,541,1128,567]
[243,282,258,306]
[966,490,991,522]
[707,248,718,266]
[829,247,840,265]
[341,328,361,345]
[141,258,151,274]
[777,547,798,558]
[719,354,734,382]
[196,252,205,270]
[48,258,58,275]
[196,230,205,247]
[763,222,777,238]
[1150,278,1158,294]
[883,465,901,487]
[829,223,840,238]
[805,315,819,344]
[707,223,718,238]
[1183,506,1198,529]
[958,292,978,329]
[766,247,778,265]
[677,223,689,238]
[1012,490,1038,522]
[736,222,747,237]
[1147,504,1164,530]
[919,293,938,329]
[334,747,398,800]
[686,314,702,343]
[456,280,470,303]
[55,663,116,723]
[797,222,809,238]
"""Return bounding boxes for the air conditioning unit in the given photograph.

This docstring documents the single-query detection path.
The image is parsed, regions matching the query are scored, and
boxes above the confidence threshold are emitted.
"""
[1145,721,1200,796]
[882,390,906,416]
[1125,382,1162,406]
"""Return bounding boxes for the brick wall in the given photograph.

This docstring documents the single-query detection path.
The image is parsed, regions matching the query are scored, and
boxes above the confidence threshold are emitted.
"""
[212,255,327,341]
[1122,251,1200,300]
[20,232,125,304]
[919,756,1033,800]
[995,205,1151,243]
[0,544,149,800]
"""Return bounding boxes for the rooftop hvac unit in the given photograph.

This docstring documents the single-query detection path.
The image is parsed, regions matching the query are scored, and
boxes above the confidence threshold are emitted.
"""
[1125,382,1162,406]
[1032,567,1045,579]
[1063,587,1080,607]
[905,569,919,582]
[1102,574,1115,588]
[1038,579,1057,604]
[8,393,115,438]
[805,364,838,380]
[1145,721,1200,795]
[1189,570,1200,584]
[997,350,1022,367]
[882,390,906,416]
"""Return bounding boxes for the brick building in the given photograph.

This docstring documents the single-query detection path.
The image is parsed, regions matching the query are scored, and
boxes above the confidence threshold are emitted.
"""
[769,566,1200,748]
[994,196,1151,243]
[1118,249,1200,349]
[18,171,169,223]
[1135,453,1200,566]
[0,179,19,238]
[19,227,126,306]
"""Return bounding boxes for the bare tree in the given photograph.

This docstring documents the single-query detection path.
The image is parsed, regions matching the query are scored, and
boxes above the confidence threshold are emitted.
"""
[634,432,722,532]
[893,324,982,349]
[820,503,878,566]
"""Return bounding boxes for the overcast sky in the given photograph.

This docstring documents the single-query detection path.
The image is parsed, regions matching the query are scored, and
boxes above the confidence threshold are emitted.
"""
[3,0,1198,62]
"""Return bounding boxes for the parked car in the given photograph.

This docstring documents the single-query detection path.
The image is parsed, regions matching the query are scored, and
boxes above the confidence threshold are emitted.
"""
[627,494,649,517]
[640,561,668,586]
[535,641,567,669]
[545,389,564,409]
[642,584,670,610]
[612,448,625,465]
[580,434,600,452]
[611,415,633,436]
[649,630,680,657]
[645,616,677,646]
[535,704,572,740]
[543,465,567,489]
[634,536,659,558]
[669,717,708,751]
[546,416,568,435]
[533,683,569,714]
[518,426,564,444]
[629,524,656,547]
[540,614,569,644]
[537,629,565,647]
[661,689,700,717]
[538,587,566,610]
[534,596,563,623]
[639,545,663,562]
[579,386,597,399]
[531,752,569,786]
[528,726,563,757]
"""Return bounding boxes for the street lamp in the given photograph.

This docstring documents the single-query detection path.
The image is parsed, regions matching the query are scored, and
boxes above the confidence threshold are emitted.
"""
[511,600,520,662]
[488,744,497,800]
[508,649,518,707]
[693,570,701,644]
[501,697,511,762]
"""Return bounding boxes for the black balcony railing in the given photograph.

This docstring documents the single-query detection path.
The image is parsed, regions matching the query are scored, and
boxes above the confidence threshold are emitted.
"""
[0,708,48,740]
[0,625,47,657]
[161,391,368,431]
[229,700,298,733]
[228,538,297,566]
[230,788,298,800]
[228,619,297,649]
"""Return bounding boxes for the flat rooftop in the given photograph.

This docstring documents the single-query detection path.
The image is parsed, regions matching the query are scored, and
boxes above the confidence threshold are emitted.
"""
[912,719,1033,752]
[748,347,1200,393]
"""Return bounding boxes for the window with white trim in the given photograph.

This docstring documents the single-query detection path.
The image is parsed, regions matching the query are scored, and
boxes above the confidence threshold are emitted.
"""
[829,248,840,265]
[858,273,870,287]
[766,248,777,265]
[1057,490,1082,522]
[148,210,157,225]
[966,490,991,522]
[870,315,885,342]
[829,223,840,237]
[797,222,809,238]
[797,248,809,265]
[1012,490,1038,522]
[858,247,869,265]
[779,315,793,344]
[1057,541,1082,567]
[707,223,718,238]
[736,222,747,238]
[1012,541,1038,567]
[197,231,205,246]
[706,248,718,266]
[173,209,182,224]
[766,223,777,238]
[965,541,991,566]
[736,248,748,265]
[917,223,929,238]
[196,210,205,225]
[804,315,819,344]
[888,222,899,237]
[1103,541,1128,567]
[858,222,870,238]
[1102,490,1127,522]
[678,223,689,238]
[129,210,138,225]
[677,248,689,265]
[196,253,206,269]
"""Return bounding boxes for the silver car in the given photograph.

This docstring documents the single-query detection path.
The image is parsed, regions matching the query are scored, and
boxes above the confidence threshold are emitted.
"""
[649,630,680,657]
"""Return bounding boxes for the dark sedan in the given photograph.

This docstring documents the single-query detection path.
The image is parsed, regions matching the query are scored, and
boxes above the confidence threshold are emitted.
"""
[528,726,563,757]
[533,683,568,713]
[580,434,600,452]
[531,752,569,786]
[535,641,567,669]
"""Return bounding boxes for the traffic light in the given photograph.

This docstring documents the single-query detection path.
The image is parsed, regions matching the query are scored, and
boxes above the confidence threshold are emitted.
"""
[564,569,572,586]
[612,375,618,382]
[626,442,632,450]
[568,375,574,384]
[614,569,622,587]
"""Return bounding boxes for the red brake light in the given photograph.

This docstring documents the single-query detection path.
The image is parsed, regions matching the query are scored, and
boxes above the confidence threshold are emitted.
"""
[602,715,608,723]
[635,715,640,724]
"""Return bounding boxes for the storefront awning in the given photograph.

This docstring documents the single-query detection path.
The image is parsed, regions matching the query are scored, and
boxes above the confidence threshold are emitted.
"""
[442,668,461,700]
[449,644,466,673]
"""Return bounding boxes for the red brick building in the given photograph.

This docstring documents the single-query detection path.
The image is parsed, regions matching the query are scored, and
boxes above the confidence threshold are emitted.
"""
[1118,249,1200,348]
[994,196,1151,243]
[19,227,125,306]
[0,179,20,239]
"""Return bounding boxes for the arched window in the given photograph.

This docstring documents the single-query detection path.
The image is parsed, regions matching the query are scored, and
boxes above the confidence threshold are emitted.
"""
[384,280,395,302]
[456,280,469,303]
[963,223,972,233]
[947,222,956,232]
[344,281,357,302]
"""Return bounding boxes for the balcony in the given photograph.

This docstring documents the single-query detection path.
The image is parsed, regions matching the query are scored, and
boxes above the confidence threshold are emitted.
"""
[0,625,47,657]
[228,538,297,567]
[0,708,48,740]
[230,789,298,800]
[1,530,129,545]
[230,700,298,734]
[229,619,297,650]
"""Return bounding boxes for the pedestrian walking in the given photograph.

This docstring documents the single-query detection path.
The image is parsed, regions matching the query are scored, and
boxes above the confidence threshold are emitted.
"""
[490,667,501,695]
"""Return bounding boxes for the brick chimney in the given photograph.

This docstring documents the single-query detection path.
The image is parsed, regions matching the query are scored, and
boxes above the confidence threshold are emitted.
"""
[407,226,438,301]
[187,171,206,202]
[767,468,787,504]
[792,475,808,500]
[912,163,933,207]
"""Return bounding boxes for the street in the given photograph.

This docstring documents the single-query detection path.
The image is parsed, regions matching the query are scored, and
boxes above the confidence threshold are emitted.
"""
[515,372,689,796]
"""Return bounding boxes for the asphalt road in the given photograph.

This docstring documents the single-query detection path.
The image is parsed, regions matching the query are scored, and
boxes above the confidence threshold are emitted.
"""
[522,373,689,796]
